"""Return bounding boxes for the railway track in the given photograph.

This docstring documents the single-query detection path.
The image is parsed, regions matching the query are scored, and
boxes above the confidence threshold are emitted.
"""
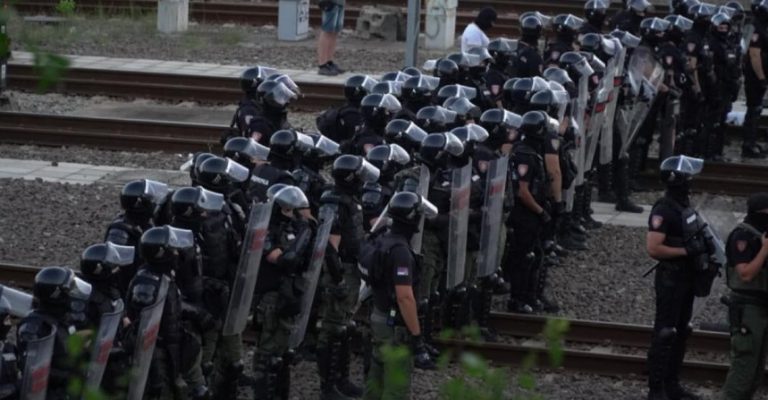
[1,111,765,195]
[0,260,739,382]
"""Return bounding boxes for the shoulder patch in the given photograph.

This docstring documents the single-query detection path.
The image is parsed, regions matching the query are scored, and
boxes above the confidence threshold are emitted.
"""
[517,164,528,177]
[736,240,747,253]
[396,266,410,276]
[651,215,663,229]
[551,139,560,151]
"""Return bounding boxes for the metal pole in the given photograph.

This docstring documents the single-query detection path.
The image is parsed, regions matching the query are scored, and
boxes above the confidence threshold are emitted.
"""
[404,0,421,68]
[0,0,8,95]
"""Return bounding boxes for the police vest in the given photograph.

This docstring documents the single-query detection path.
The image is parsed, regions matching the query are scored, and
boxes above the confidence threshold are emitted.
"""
[511,143,547,203]
[199,212,233,281]
[726,223,768,297]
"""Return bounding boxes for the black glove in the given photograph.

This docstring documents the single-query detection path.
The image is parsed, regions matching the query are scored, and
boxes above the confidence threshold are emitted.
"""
[538,210,552,224]
[324,245,345,284]
[411,334,436,370]
[684,237,707,257]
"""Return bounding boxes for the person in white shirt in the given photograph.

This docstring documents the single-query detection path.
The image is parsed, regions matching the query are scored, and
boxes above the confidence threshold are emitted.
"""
[461,7,497,53]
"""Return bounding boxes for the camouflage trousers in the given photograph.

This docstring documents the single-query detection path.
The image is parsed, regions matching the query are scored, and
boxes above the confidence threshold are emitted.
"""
[318,262,361,342]
[364,307,413,400]
[419,230,445,301]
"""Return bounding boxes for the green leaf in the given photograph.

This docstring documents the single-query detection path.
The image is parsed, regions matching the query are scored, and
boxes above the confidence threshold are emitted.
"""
[32,50,71,91]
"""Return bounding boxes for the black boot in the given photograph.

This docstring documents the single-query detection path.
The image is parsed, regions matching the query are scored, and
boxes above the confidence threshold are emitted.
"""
[646,328,675,400]
[615,158,643,213]
[336,334,363,399]
[474,281,497,342]
[597,162,616,203]
[581,184,603,230]
[534,261,559,313]
[253,353,282,400]
[318,335,354,400]
[278,352,293,400]
[558,213,587,251]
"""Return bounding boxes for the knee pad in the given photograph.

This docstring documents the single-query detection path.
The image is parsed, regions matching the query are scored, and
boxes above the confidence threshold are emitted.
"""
[655,327,677,345]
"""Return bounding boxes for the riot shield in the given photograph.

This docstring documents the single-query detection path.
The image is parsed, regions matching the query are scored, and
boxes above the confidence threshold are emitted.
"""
[83,299,124,392]
[446,163,472,290]
[584,58,617,175]
[476,156,508,279]
[619,45,664,157]
[741,23,755,56]
[288,204,335,349]
[600,44,628,165]
[690,195,741,322]
[127,276,169,400]
[573,71,591,187]
[20,326,56,400]
[0,285,33,317]
[411,164,431,255]
[222,201,273,336]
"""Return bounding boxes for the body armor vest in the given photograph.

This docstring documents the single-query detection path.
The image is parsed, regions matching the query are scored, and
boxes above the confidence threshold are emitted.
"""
[726,223,768,297]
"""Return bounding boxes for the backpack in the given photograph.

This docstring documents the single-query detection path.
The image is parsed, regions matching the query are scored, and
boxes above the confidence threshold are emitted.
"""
[357,230,408,287]
[316,104,361,143]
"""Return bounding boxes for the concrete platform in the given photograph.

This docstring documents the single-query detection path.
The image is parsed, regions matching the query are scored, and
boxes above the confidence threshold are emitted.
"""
[71,103,232,125]
[0,156,659,228]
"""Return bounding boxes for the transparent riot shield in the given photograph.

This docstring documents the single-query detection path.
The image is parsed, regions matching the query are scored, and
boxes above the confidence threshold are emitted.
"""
[288,204,335,349]
[446,163,472,290]
[476,156,508,279]
[0,285,33,317]
[690,195,741,323]
[83,299,124,391]
[411,164,431,255]
[619,45,664,157]
[600,45,628,165]
[573,71,591,187]
[127,276,169,400]
[222,201,273,336]
[20,326,56,400]
[741,23,755,56]
[584,59,617,174]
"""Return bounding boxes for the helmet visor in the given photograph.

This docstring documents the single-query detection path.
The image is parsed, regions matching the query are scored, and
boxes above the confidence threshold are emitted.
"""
[70,276,93,300]
[422,59,438,71]
[314,135,341,157]
[466,48,493,66]
[438,84,478,100]
[444,97,481,117]
[503,110,523,129]
[0,285,33,318]
[419,196,439,219]
[378,93,403,112]
[388,144,412,165]
[274,186,310,209]
[415,75,440,92]
[372,81,403,97]
[267,74,301,95]
[572,56,596,77]
[197,188,226,212]
[520,11,552,27]
[443,132,465,157]
[104,242,136,266]
[144,180,170,205]
[403,121,429,143]
[381,71,413,83]
[463,123,490,142]
[168,226,196,250]
[562,14,585,30]
[357,159,381,183]
[659,155,704,175]
[225,159,250,183]
[266,82,299,106]
[239,138,271,161]
[295,132,316,154]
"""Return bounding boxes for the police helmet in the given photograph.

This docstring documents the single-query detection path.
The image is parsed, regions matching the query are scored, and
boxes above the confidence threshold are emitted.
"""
[435,58,460,84]
[120,179,169,219]
[529,89,560,118]
[170,186,225,222]
[640,17,672,43]
[344,75,378,104]
[387,191,438,227]
[503,76,550,112]
[360,93,402,127]
[520,15,544,39]
[559,51,595,82]
[671,0,699,16]
[755,0,768,21]
[480,108,522,147]
[240,66,278,94]
[664,15,694,42]
[659,155,703,186]
[34,266,92,308]
[442,97,482,123]
[418,132,464,169]
[519,111,549,142]
[366,144,411,179]
[191,152,216,183]
[487,38,518,68]
[710,12,731,30]
[80,242,135,283]
[724,1,744,22]
[401,66,422,77]
[272,185,310,210]
[552,14,584,36]
[371,81,404,98]
[584,0,608,27]
[197,157,250,193]
[580,33,603,54]
[257,80,298,109]
[223,137,270,170]
[139,225,194,267]
[402,75,440,105]
[415,106,458,133]
[384,119,429,152]
[381,71,413,83]
[332,155,381,187]
[628,0,652,14]
[269,129,314,162]
[688,3,716,24]
[446,53,472,73]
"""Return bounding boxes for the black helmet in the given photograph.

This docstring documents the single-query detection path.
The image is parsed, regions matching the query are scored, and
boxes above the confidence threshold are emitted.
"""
[257,80,298,109]
[671,0,699,16]
[384,119,429,153]
[584,0,608,28]
[387,191,438,227]
[191,152,216,184]
[139,225,194,267]
[529,89,560,118]
[520,14,544,40]
[442,97,482,125]
[197,156,250,193]
[710,12,732,38]
[519,111,549,142]
[80,242,135,283]
[487,38,518,69]
[223,137,270,170]
[480,108,522,147]
[34,266,92,308]
[580,32,603,54]
[640,17,672,44]
[415,105,458,133]
[436,84,477,105]
[559,51,594,83]
[418,132,464,169]
[724,1,744,23]
[271,185,310,210]
[120,179,169,220]
[451,124,489,162]
[659,155,703,187]
[381,71,413,83]
[360,93,402,128]
[344,75,378,104]
[401,66,422,77]
[552,14,584,37]
[268,129,314,163]
[170,186,225,222]
[332,155,381,188]
[371,81,403,98]
[755,0,768,21]
[664,15,694,43]
[689,3,716,28]
[366,143,411,181]
[503,76,550,112]
[628,0,652,15]
[435,58,460,85]
[402,75,440,105]
[240,66,278,94]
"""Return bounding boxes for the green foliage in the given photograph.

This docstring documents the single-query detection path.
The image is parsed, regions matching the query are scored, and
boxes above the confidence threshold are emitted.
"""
[543,318,570,367]
[55,0,77,17]
[32,49,71,91]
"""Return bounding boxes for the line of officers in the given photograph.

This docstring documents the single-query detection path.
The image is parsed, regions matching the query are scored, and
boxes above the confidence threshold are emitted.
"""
[3,4,768,400]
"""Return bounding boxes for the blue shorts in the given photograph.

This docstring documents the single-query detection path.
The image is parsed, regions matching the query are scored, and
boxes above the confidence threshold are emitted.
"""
[321,4,344,33]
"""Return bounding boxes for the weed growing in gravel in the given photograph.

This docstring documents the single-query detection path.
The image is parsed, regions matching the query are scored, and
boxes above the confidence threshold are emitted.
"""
[55,0,77,18]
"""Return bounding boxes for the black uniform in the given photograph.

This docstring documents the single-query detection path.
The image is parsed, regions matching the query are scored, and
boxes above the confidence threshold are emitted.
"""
[104,215,152,296]
[516,41,544,78]
[544,40,575,69]
[743,20,768,151]
[250,162,297,204]
[233,100,290,146]
[708,31,741,159]
[611,10,643,35]
[484,67,507,104]
[341,125,385,156]
[684,28,717,158]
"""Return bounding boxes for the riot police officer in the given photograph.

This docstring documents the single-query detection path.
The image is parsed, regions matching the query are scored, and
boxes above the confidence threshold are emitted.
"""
[645,155,712,400]
[505,111,551,313]
[253,185,313,399]
[229,66,277,142]
[317,155,380,400]
[196,156,252,233]
[708,12,741,161]
[486,38,517,106]
[685,5,717,158]
[741,0,768,158]
[242,79,298,145]
[105,179,169,296]
[18,266,92,400]
[399,75,440,120]
[722,192,768,400]
[582,0,608,34]
[611,0,651,35]
[342,94,401,156]
[517,15,545,77]
[545,14,583,69]
[364,192,438,400]
[317,75,375,143]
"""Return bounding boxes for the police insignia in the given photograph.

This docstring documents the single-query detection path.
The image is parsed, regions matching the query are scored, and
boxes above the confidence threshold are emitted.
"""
[551,139,560,151]
[651,215,663,229]
[736,240,747,252]
[517,164,528,177]
[752,33,760,43]
[396,266,409,276]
